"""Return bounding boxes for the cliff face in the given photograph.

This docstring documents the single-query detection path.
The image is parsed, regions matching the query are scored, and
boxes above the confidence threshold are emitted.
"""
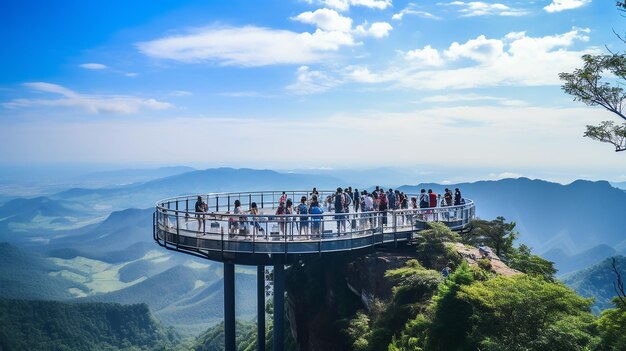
[285,242,523,351]
[286,248,417,351]
[345,252,416,310]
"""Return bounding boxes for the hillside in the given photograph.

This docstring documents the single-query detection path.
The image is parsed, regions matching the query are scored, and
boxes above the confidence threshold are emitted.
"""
[82,265,257,334]
[563,255,626,314]
[46,208,154,254]
[0,299,180,351]
[0,243,80,300]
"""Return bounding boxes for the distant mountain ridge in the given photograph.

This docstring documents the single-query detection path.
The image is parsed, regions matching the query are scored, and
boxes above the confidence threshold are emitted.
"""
[53,167,346,210]
[75,166,196,184]
[400,178,626,256]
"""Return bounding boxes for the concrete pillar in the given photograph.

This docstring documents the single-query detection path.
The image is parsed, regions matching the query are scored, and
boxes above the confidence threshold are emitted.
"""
[257,265,266,351]
[273,263,285,351]
[224,262,236,351]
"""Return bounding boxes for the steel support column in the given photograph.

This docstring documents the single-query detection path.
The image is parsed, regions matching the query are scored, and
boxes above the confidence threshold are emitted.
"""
[224,262,236,351]
[273,263,285,351]
[258,265,266,351]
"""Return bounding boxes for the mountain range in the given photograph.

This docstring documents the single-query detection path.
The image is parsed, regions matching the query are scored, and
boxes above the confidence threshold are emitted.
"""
[1,167,625,337]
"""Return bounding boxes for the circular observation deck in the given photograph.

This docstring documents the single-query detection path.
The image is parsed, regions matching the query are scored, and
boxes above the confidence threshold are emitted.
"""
[153,190,475,265]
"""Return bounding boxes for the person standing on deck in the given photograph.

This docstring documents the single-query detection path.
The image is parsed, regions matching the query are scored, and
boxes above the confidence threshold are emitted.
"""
[379,189,388,226]
[343,188,353,213]
[353,189,360,212]
[195,196,207,232]
[297,196,309,237]
[428,189,437,208]
[428,189,438,221]
[334,187,346,234]
[444,188,453,207]
[454,188,462,206]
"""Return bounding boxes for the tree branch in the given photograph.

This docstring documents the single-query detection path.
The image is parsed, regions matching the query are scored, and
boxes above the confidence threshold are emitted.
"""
[611,258,626,308]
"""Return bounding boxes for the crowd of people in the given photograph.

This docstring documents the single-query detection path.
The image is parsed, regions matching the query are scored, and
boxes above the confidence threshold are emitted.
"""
[191,186,466,239]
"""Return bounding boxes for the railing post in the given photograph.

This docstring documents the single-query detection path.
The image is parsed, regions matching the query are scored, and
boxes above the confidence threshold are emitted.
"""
[393,210,397,247]
[228,195,231,212]
[176,208,180,250]
[216,195,219,212]
[153,211,156,241]
[261,193,264,208]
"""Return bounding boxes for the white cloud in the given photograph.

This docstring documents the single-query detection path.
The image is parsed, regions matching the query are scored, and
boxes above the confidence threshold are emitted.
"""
[1,105,615,170]
[444,35,504,62]
[350,0,392,9]
[79,63,107,70]
[419,93,527,106]
[137,26,355,67]
[286,66,340,94]
[2,82,173,114]
[404,45,444,66]
[217,91,265,98]
[344,66,387,83]
[293,8,352,32]
[446,1,529,17]
[354,22,393,38]
[294,9,392,39]
[348,28,596,90]
[317,0,392,11]
[170,90,192,96]
[125,72,138,78]
[392,8,441,20]
[544,0,591,12]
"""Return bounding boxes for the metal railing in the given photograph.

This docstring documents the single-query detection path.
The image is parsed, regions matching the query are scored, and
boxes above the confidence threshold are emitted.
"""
[153,190,475,256]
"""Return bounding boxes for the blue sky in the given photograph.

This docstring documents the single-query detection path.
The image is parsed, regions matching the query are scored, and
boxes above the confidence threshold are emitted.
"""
[1,0,625,182]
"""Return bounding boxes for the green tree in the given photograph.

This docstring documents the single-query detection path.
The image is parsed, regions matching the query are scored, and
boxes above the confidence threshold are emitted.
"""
[424,261,476,351]
[415,222,461,269]
[559,54,626,152]
[507,244,557,281]
[596,298,626,351]
[457,275,599,351]
[388,262,476,351]
[465,217,517,258]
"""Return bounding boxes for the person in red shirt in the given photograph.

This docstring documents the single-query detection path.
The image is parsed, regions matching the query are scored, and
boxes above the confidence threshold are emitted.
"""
[428,189,437,208]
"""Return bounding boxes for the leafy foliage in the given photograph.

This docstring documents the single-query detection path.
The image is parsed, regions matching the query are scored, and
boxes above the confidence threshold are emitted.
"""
[345,311,371,351]
[458,275,599,350]
[584,121,626,152]
[507,244,557,281]
[559,54,626,152]
[463,218,556,280]
[465,217,517,257]
[415,222,462,269]
[345,259,442,351]
[596,299,626,351]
